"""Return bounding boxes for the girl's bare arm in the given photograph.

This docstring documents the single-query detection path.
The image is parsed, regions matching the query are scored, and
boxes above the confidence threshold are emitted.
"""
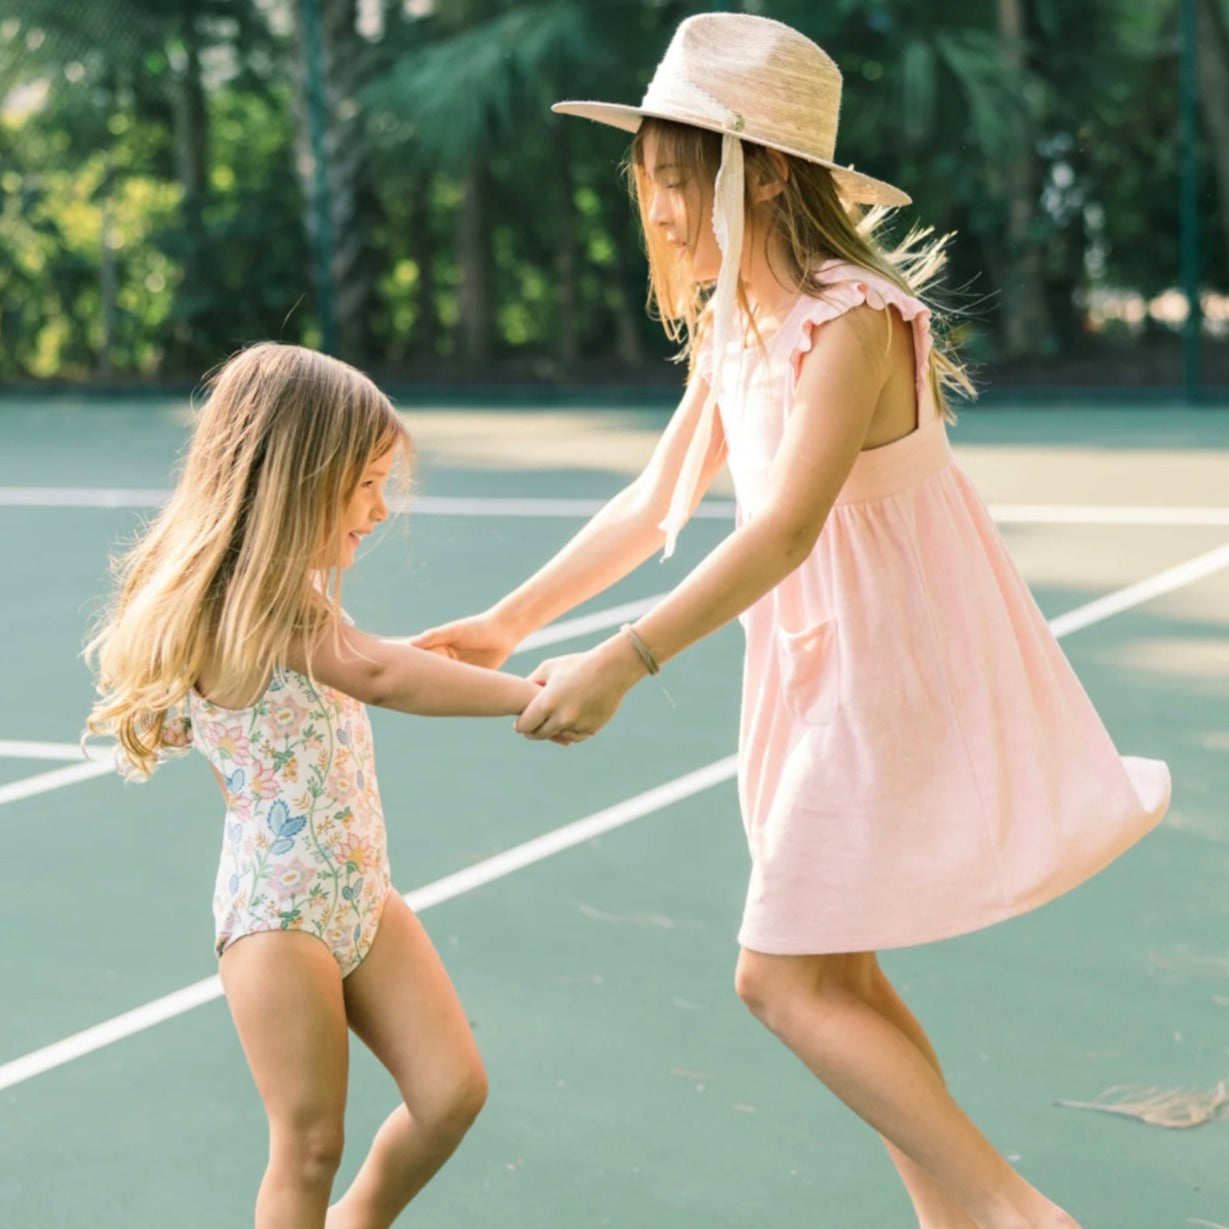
[412,374,727,665]
[517,307,893,740]
[288,624,538,716]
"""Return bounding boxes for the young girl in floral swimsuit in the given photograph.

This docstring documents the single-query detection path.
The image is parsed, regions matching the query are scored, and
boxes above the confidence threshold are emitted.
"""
[86,342,536,1229]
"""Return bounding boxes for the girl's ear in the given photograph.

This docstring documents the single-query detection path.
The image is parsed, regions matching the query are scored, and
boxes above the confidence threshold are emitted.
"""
[751,149,790,204]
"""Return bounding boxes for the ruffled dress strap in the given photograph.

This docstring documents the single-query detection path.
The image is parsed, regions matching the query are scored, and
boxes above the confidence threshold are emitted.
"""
[788,261,938,425]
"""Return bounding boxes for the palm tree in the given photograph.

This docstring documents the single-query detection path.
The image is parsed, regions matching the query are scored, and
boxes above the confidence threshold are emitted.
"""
[293,0,381,360]
[362,0,618,368]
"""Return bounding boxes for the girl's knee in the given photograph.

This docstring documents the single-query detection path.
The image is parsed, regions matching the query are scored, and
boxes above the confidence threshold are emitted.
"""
[414,1053,488,1143]
[452,1054,489,1128]
[733,955,769,1019]
[734,951,798,1030]
[269,1115,345,1188]
[734,950,874,1033]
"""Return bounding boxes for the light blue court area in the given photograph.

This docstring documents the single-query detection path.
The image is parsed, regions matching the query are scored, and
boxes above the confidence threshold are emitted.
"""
[1,395,1228,1228]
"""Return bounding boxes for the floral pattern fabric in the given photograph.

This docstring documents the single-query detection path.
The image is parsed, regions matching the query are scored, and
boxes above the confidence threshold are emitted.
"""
[186,666,390,976]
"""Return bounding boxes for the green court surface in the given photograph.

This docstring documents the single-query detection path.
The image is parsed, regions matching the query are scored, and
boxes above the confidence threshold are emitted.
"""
[1,396,1228,1228]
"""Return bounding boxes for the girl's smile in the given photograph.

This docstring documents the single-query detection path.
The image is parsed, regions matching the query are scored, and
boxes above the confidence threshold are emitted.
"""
[341,451,393,567]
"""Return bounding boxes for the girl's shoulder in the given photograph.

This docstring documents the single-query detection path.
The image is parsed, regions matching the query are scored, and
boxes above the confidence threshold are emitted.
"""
[790,261,932,375]
[806,260,930,321]
[193,599,357,709]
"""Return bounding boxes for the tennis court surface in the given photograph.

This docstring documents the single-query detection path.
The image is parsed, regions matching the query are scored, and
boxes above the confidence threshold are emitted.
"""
[1,395,1227,1227]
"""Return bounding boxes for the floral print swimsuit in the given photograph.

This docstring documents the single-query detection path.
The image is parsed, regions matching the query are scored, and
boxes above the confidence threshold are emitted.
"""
[186,665,391,976]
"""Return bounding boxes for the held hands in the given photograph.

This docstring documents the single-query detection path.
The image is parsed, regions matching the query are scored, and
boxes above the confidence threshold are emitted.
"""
[411,610,520,669]
[515,638,646,745]
[412,614,650,746]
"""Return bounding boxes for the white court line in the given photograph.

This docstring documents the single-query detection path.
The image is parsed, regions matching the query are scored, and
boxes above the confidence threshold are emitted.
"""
[0,760,115,808]
[2,542,1228,1092]
[4,486,1229,526]
[0,740,99,761]
[1047,543,1229,638]
[992,504,1229,527]
[0,486,733,520]
[0,487,171,509]
[515,595,663,653]
[0,756,738,1093]
[0,743,115,809]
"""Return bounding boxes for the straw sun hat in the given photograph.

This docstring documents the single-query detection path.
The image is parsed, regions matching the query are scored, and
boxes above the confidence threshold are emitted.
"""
[553,12,910,555]
[552,10,909,209]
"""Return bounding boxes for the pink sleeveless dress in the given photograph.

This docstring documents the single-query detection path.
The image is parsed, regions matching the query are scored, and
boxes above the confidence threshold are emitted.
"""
[705,262,1171,955]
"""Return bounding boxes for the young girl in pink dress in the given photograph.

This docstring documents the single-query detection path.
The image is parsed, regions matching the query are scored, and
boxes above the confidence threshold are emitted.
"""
[86,343,537,1229]
[414,13,1170,1228]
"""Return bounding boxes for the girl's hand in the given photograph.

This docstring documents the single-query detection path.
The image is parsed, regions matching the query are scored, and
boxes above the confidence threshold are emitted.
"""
[411,610,520,669]
[515,640,643,744]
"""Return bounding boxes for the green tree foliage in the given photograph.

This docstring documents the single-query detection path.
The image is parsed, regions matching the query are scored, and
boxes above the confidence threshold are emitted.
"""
[1,0,1225,384]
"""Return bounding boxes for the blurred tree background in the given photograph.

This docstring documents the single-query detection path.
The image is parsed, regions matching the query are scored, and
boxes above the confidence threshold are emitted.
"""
[1,0,1226,392]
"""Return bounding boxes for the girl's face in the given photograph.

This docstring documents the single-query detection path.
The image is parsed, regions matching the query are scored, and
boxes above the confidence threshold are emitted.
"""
[641,128,721,282]
[339,449,393,569]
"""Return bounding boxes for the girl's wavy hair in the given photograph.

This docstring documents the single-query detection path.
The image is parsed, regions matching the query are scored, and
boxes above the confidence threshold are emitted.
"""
[626,118,974,417]
[84,342,410,780]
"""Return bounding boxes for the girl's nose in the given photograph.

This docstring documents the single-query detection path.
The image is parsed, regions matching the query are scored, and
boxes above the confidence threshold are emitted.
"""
[647,188,669,227]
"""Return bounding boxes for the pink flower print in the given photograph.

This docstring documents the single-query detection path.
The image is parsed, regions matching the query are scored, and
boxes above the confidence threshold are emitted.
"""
[271,858,317,900]
[227,792,253,824]
[332,772,356,804]
[324,915,350,952]
[213,722,253,767]
[249,765,280,801]
[336,831,378,877]
[270,697,308,742]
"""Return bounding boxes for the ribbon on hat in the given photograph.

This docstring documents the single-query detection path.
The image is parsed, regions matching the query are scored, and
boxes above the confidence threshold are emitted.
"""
[660,131,744,558]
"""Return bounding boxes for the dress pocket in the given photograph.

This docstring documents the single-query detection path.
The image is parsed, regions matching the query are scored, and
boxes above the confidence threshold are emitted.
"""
[776,618,840,725]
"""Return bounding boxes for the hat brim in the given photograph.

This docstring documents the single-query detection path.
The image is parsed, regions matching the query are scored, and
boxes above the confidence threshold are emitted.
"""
[552,100,910,208]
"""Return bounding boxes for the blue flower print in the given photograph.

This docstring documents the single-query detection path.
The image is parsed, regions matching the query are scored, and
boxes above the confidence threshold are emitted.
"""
[266,798,307,855]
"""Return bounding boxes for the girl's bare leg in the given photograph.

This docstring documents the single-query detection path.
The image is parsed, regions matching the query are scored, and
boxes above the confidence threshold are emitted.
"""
[325,893,488,1229]
[220,931,350,1229]
[734,949,1079,1229]
[862,962,977,1229]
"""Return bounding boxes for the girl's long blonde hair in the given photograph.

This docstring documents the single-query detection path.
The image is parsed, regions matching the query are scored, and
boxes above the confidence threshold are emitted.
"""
[628,119,974,415]
[85,342,409,780]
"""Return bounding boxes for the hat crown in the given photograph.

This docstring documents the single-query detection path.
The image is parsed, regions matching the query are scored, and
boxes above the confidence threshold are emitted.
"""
[643,13,842,162]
